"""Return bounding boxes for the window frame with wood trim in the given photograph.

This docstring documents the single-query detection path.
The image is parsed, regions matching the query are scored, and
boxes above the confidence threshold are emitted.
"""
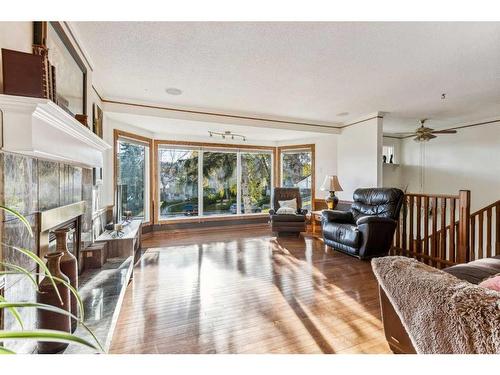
[154,140,275,224]
[277,144,316,211]
[113,130,154,225]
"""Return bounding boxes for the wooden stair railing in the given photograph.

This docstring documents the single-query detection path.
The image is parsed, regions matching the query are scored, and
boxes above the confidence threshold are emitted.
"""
[410,199,500,264]
[392,190,472,268]
[469,200,500,261]
[392,192,499,268]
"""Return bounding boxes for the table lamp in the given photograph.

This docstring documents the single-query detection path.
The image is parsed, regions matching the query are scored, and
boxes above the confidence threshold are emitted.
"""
[320,175,343,210]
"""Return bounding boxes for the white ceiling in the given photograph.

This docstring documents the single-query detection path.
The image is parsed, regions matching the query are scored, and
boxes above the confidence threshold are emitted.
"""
[73,22,500,134]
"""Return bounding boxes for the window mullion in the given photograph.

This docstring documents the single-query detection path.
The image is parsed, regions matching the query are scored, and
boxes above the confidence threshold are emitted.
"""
[236,151,242,215]
[198,149,204,217]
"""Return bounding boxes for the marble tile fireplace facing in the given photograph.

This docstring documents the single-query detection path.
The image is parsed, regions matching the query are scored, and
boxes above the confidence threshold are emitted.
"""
[0,150,94,353]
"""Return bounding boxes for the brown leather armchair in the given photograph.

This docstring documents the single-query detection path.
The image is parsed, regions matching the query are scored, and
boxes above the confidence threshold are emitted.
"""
[269,188,307,235]
[321,188,404,259]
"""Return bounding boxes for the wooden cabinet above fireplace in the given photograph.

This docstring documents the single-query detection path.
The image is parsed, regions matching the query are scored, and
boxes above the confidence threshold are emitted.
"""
[0,94,111,167]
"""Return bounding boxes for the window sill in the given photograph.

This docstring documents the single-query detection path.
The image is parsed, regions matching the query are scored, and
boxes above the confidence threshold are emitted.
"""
[157,212,268,224]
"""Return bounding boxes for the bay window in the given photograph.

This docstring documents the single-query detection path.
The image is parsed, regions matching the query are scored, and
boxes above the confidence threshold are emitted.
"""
[114,132,316,224]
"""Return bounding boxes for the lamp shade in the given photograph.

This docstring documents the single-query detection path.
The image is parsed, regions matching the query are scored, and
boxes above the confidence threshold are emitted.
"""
[320,175,343,192]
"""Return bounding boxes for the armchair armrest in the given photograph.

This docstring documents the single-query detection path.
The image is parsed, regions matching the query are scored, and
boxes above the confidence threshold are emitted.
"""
[356,216,397,226]
[321,210,354,224]
[356,216,398,260]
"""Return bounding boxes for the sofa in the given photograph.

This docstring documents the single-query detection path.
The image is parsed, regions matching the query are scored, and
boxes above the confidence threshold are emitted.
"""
[268,187,307,235]
[379,255,500,354]
[321,188,404,259]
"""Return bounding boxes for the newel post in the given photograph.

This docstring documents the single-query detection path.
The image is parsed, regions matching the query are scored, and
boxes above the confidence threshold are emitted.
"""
[457,190,471,264]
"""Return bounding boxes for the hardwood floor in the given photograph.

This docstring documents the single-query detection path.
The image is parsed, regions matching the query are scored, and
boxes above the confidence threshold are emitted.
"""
[109,226,391,354]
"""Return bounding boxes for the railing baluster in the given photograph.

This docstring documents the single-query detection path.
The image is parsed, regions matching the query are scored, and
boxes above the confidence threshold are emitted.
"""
[409,195,414,258]
[496,203,500,256]
[431,197,438,267]
[478,212,484,259]
[449,198,456,263]
[402,197,407,252]
[440,198,447,264]
[457,190,471,264]
[415,196,422,258]
[470,215,477,260]
[423,196,430,265]
[486,207,492,258]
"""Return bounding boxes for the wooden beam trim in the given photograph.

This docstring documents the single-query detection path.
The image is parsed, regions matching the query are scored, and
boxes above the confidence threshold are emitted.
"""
[102,98,341,130]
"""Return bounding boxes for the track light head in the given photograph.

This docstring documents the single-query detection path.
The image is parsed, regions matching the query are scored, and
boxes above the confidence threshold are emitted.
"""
[208,130,246,141]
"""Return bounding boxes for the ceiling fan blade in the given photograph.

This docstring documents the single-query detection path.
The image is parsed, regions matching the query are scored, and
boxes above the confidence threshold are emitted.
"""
[431,130,457,134]
[391,132,416,137]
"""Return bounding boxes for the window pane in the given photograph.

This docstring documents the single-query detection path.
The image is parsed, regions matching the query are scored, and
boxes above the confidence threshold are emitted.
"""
[281,150,312,210]
[203,151,237,216]
[118,139,148,220]
[158,148,199,219]
[240,153,272,214]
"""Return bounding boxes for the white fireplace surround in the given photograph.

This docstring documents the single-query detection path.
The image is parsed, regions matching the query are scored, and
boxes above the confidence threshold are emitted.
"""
[0,94,110,167]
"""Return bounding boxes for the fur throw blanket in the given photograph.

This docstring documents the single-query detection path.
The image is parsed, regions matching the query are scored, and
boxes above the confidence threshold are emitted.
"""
[372,256,500,354]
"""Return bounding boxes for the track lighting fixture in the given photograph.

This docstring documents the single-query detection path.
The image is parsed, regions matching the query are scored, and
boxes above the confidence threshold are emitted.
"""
[209,130,246,141]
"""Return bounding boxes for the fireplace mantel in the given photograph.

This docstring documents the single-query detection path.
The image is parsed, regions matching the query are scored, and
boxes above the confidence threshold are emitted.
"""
[0,94,110,167]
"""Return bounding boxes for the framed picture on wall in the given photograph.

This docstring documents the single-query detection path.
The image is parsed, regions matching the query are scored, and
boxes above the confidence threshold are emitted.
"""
[33,21,87,116]
[93,103,103,138]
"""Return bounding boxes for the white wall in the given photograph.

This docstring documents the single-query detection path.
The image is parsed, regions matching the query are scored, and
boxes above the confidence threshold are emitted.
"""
[401,123,500,211]
[277,134,338,200]
[337,116,383,201]
[0,22,33,90]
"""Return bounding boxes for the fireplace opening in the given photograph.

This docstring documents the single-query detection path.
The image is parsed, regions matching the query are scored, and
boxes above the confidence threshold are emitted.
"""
[39,201,85,276]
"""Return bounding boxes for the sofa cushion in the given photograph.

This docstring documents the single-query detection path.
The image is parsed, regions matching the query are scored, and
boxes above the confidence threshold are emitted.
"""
[444,255,500,284]
[479,275,500,292]
[270,214,305,222]
[322,222,360,248]
[278,198,297,210]
[276,207,295,215]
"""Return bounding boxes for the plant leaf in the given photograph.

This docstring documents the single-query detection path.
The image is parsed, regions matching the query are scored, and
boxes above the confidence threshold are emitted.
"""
[0,346,16,354]
[50,275,85,321]
[0,295,24,330]
[0,261,39,291]
[3,244,62,305]
[79,320,104,353]
[0,301,102,352]
[0,330,101,352]
[0,205,33,237]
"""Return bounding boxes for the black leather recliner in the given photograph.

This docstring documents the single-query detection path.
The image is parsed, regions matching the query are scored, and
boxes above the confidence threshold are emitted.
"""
[321,188,404,259]
[269,187,308,235]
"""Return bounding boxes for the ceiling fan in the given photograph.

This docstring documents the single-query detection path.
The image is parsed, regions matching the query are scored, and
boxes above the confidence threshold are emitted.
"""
[403,119,457,142]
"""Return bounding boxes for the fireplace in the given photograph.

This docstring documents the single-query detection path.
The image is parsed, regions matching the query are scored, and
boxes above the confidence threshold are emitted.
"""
[39,201,85,275]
